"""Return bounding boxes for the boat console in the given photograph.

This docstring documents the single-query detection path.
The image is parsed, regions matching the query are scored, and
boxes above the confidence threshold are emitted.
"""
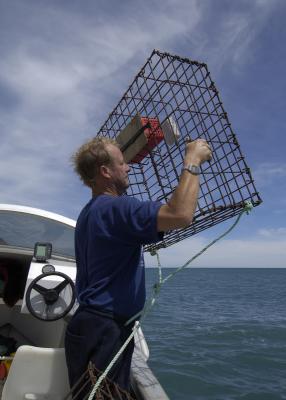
[0,204,169,400]
[0,206,77,370]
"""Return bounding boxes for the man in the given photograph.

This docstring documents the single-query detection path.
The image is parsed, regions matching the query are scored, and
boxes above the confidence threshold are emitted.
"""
[65,136,211,397]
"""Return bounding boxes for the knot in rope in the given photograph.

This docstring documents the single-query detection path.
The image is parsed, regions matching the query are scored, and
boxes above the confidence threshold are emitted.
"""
[244,201,253,215]
[153,282,161,295]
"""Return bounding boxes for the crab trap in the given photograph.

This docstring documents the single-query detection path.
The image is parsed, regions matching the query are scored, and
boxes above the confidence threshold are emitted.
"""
[96,49,262,251]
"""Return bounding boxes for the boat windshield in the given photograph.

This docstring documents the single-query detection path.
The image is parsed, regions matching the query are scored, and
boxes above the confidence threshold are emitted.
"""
[0,210,75,258]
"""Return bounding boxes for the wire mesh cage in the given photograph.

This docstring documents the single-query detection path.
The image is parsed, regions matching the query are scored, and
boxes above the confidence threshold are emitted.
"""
[96,49,262,251]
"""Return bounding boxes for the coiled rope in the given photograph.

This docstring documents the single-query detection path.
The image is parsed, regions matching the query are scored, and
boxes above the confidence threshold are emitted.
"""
[87,201,253,399]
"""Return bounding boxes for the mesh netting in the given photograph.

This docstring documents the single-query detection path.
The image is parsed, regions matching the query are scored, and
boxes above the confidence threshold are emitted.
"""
[96,49,262,251]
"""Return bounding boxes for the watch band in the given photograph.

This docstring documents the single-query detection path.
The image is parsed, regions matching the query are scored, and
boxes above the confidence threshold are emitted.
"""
[182,164,200,176]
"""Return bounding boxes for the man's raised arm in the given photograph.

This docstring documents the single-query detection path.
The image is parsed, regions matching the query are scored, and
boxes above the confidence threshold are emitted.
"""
[157,139,212,232]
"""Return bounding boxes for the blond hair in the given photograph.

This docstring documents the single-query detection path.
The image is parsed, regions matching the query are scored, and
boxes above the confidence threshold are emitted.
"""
[72,137,118,188]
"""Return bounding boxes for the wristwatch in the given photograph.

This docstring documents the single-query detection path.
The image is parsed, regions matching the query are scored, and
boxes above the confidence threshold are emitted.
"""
[182,164,200,175]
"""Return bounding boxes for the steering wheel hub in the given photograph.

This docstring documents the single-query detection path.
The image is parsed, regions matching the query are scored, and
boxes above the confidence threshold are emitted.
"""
[44,289,59,305]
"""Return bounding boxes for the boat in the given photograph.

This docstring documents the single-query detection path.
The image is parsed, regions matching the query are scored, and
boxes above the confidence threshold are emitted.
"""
[0,203,169,400]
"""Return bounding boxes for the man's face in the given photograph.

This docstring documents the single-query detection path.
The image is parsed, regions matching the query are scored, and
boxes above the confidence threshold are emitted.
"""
[106,144,130,195]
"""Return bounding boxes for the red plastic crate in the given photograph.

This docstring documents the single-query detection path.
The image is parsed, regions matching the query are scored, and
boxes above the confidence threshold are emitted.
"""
[130,117,164,163]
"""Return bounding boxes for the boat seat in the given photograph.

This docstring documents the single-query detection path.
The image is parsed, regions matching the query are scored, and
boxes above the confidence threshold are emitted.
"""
[1,345,70,400]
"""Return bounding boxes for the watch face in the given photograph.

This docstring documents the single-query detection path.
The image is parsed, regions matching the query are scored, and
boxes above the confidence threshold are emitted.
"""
[182,165,200,175]
[189,165,200,175]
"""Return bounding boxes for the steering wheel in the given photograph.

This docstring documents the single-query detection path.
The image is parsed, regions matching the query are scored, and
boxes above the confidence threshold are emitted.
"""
[25,271,76,321]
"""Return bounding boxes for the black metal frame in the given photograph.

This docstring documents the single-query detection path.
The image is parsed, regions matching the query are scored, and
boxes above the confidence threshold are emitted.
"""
[96,49,262,251]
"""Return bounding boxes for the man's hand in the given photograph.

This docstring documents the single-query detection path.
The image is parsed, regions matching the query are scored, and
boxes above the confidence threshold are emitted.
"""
[184,139,212,167]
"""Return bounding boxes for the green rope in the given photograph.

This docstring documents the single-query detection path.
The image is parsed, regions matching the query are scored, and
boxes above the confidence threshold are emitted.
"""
[87,201,253,399]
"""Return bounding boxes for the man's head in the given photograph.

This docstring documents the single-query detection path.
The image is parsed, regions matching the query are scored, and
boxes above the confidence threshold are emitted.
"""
[72,137,130,196]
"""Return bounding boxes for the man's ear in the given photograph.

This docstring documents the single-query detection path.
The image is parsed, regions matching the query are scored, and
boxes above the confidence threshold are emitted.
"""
[100,165,111,179]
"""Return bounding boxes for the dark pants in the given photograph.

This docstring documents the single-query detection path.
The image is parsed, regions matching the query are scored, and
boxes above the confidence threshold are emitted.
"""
[65,307,134,399]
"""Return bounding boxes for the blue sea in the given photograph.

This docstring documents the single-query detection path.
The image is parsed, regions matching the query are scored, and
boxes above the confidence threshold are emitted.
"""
[142,268,286,400]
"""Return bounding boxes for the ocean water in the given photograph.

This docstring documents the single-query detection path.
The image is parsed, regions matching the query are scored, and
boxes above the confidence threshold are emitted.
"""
[142,268,286,400]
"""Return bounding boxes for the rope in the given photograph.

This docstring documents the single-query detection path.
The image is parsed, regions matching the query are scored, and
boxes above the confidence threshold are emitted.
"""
[87,201,253,399]
[154,200,253,287]
[87,322,140,400]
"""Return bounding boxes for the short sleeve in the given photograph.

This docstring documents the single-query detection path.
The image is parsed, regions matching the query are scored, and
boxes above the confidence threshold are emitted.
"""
[92,195,163,245]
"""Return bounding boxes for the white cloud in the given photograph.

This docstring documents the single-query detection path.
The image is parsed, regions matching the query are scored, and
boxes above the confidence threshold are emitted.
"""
[0,0,283,223]
[252,162,286,187]
[258,227,286,239]
[194,0,281,73]
[1,56,80,99]
[0,0,203,214]
[144,233,286,268]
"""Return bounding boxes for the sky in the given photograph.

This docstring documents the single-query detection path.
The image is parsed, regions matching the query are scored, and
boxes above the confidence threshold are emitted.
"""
[0,0,285,267]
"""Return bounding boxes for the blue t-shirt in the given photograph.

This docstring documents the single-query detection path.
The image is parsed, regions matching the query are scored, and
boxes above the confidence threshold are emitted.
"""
[75,194,163,319]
